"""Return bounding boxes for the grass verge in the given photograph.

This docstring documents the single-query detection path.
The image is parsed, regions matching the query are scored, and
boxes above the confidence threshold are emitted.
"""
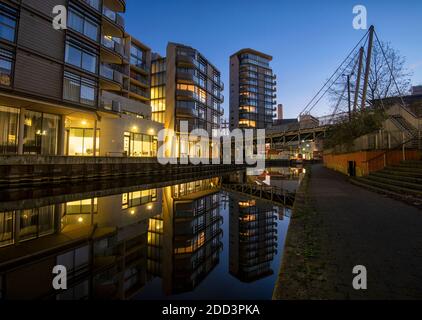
[273,166,332,300]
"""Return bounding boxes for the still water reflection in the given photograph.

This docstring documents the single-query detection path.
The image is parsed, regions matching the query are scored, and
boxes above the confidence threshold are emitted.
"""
[0,167,304,300]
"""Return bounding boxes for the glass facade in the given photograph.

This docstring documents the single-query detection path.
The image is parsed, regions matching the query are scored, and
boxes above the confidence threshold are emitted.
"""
[0,106,19,154]
[67,128,100,156]
[0,205,56,247]
[234,51,276,129]
[0,48,13,86]
[68,7,99,41]
[0,3,17,42]
[23,110,59,155]
[63,71,98,106]
[151,59,167,124]
[65,38,98,74]
[123,132,157,157]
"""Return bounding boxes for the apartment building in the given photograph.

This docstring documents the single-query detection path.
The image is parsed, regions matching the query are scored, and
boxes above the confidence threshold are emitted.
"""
[230,48,277,130]
[0,186,162,299]
[0,0,162,158]
[229,196,278,282]
[147,179,223,295]
[150,43,224,157]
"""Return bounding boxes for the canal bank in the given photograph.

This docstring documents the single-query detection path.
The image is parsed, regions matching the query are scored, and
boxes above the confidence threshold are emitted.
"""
[274,164,422,300]
[0,155,246,187]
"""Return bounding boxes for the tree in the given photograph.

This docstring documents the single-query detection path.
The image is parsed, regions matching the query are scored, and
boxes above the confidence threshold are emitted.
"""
[329,41,412,113]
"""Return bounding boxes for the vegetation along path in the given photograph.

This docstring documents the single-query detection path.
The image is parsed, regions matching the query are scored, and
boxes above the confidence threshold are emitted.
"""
[274,164,422,299]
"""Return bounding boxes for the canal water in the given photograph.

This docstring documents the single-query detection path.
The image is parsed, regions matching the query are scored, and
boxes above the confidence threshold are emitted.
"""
[0,167,304,300]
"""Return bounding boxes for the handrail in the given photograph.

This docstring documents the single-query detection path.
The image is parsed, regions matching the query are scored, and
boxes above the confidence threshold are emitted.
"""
[362,136,418,165]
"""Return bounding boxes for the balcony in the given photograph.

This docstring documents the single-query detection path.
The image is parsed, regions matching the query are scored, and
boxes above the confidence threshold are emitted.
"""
[101,35,124,57]
[130,73,149,87]
[101,90,151,117]
[80,0,101,11]
[177,55,196,68]
[130,85,150,100]
[131,60,150,74]
[103,0,126,12]
[216,79,224,90]
[211,90,224,103]
[102,6,125,32]
[176,89,197,101]
[177,70,199,84]
[176,103,198,119]
[100,64,123,89]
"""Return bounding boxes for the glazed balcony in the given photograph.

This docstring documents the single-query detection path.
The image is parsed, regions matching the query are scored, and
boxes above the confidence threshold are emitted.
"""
[103,0,126,12]
[177,54,196,68]
[176,89,197,101]
[102,6,125,36]
[101,35,124,56]
[131,60,150,74]
[130,73,150,88]
[215,79,224,90]
[176,102,199,119]
[129,85,150,101]
[177,70,199,85]
[101,90,151,117]
[100,64,123,90]
[101,36,125,65]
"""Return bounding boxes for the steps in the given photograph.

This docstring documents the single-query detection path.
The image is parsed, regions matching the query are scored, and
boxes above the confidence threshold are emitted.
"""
[351,160,422,207]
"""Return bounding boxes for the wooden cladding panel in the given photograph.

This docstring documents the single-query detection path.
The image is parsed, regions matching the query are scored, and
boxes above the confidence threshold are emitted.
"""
[14,50,63,99]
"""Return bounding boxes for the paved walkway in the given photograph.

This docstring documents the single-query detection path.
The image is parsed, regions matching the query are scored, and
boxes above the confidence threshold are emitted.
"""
[310,164,422,299]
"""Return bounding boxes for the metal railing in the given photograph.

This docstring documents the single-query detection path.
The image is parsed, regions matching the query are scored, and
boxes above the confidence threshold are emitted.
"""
[362,135,422,174]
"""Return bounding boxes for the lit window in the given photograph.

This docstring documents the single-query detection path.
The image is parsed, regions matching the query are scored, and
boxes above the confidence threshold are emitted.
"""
[0,49,13,86]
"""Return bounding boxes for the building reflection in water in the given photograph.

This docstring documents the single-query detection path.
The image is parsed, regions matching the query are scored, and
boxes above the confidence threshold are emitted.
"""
[0,177,225,300]
[0,187,161,300]
[147,178,223,295]
[229,195,278,282]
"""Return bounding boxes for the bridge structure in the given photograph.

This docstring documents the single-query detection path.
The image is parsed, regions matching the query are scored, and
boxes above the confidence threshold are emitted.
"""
[264,25,419,160]
[222,183,296,208]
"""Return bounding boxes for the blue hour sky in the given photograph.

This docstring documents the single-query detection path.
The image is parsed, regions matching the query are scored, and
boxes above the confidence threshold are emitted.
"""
[125,0,422,118]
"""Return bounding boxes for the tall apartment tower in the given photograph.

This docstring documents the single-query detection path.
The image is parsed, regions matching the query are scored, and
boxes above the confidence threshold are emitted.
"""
[151,43,224,134]
[230,49,277,130]
[0,0,162,158]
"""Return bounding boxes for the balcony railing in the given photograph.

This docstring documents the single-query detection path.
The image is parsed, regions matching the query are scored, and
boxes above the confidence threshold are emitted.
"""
[131,73,149,86]
[131,59,150,73]
[101,35,124,56]
[130,85,150,98]
[100,64,123,85]
[102,6,125,28]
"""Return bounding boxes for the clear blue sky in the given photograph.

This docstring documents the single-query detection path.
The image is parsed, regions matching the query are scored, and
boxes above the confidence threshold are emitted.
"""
[125,0,422,118]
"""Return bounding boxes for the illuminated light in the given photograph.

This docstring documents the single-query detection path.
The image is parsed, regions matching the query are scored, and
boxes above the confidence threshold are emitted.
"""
[132,126,138,131]
[81,120,87,126]
[78,217,84,223]
[148,128,155,135]
[130,210,136,215]
[24,118,32,126]
[147,205,153,210]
